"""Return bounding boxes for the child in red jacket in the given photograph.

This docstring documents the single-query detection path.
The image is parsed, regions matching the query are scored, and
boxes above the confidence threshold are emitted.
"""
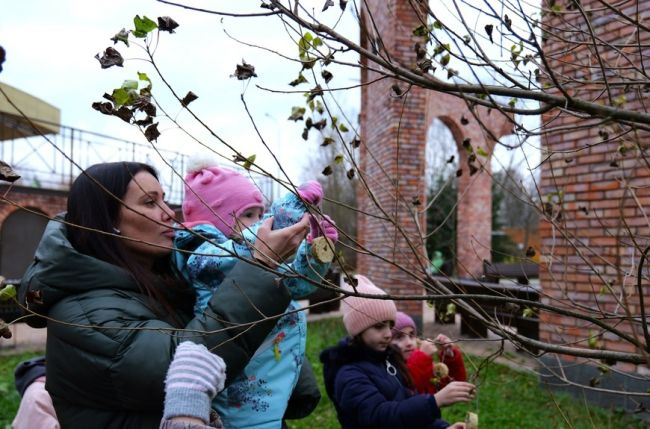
[391,312,467,395]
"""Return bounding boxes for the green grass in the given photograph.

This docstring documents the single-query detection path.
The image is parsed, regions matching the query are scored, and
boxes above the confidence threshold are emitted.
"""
[0,322,646,429]
[289,318,646,429]
[0,351,43,428]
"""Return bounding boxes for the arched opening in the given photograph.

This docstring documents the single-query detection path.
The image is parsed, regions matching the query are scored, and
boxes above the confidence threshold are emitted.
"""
[425,117,460,277]
[0,208,49,281]
[489,133,540,263]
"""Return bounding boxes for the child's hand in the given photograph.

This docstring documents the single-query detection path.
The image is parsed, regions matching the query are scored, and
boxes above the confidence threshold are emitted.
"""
[434,333,455,357]
[448,423,466,429]
[419,338,438,357]
[297,181,323,206]
[307,214,338,244]
[433,381,476,407]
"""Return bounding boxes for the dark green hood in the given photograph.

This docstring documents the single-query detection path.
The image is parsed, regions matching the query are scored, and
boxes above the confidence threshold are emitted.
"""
[20,216,136,327]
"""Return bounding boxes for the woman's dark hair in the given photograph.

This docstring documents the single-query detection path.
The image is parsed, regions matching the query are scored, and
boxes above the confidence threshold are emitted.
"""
[65,162,190,322]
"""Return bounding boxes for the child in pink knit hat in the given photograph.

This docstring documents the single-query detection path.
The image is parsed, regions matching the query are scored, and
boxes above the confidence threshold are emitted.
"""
[174,158,338,429]
[320,275,474,429]
[392,311,467,396]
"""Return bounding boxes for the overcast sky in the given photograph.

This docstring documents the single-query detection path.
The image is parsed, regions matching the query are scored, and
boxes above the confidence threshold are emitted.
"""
[1,0,538,193]
[0,0,361,185]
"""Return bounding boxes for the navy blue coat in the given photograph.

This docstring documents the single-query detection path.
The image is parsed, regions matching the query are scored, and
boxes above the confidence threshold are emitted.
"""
[320,338,449,429]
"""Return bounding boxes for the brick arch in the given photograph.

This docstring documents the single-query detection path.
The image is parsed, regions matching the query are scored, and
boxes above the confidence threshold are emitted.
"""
[424,95,513,277]
[358,0,513,320]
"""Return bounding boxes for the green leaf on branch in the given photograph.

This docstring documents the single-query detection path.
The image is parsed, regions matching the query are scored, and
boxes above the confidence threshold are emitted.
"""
[111,88,134,107]
[243,154,256,170]
[289,73,308,87]
[612,95,626,107]
[121,80,137,91]
[432,20,443,30]
[522,308,535,318]
[138,72,151,84]
[334,154,344,164]
[476,147,489,157]
[110,28,130,46]
[306,85,324,102]
[587,330,601,349]
[440,53,450,66]
[301,57,317,70]
[133,15,158,38]
[0,284,16,302]
[339,123,349,132]
[288,106,306,121]
[299,32,314,59]
[445,303,456,317]
[321,137,334,147]
[413,25,429,37]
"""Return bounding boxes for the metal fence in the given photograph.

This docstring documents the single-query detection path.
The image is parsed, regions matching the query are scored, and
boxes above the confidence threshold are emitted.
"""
[0,117,275,205]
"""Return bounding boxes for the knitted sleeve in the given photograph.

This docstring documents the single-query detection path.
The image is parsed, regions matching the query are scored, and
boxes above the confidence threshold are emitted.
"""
[407,349,436,395]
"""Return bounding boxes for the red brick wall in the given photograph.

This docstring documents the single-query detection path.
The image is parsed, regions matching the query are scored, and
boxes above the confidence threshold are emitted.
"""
[358,0,429,317]
[541,0,650,373]
[0,186,67,224]
[359,2,512,318]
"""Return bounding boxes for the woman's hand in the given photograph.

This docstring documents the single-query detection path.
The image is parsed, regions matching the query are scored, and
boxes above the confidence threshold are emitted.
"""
[433,381,476,407]
[252,216,309,268]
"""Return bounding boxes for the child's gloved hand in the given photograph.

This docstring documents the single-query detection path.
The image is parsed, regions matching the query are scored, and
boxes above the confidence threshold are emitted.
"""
[307,214,338,245]
[297,181,323,206]
[163,341,227,423]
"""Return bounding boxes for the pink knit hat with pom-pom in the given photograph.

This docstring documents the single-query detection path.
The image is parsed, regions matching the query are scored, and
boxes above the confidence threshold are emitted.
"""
[341,275,397,336]
[182,159,264,236]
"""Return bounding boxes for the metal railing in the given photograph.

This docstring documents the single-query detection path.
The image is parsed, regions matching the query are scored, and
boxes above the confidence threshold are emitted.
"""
[0,116,275,204]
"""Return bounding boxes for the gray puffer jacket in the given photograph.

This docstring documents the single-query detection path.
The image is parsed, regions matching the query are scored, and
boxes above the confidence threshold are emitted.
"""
[20,218,292,429]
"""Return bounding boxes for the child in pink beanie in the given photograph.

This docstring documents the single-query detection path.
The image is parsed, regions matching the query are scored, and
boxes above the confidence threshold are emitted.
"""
[174,158,337,429]
[320,275,474,429]
[392,311,467,396]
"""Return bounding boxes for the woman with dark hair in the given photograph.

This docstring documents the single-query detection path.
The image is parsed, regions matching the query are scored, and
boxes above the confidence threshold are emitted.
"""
[19,162,309,429]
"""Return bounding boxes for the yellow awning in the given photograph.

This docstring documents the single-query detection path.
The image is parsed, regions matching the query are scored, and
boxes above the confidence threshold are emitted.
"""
[0,82,60,141]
